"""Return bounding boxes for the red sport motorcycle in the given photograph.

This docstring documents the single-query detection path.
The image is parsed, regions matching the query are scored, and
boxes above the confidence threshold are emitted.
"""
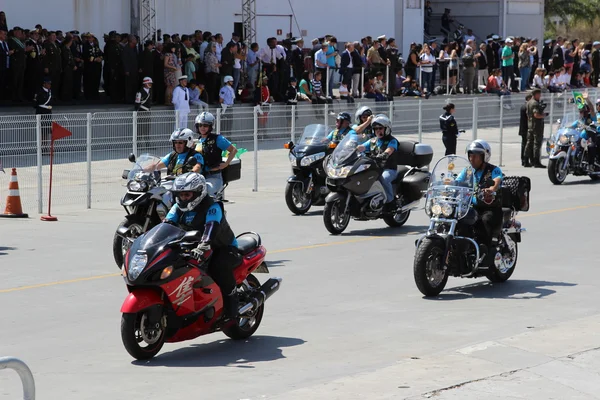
[119,222,282,360]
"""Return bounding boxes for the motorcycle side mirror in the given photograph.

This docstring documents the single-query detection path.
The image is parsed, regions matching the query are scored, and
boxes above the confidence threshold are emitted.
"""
[122,169,130,179]
[284,141,294,150]
[128,153,136,163]
[185,157,198,167]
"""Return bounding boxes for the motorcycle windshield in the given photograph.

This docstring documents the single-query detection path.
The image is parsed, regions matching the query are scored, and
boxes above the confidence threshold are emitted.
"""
[127,154,163,181]
[299,124,330,146]
[554,112,582,140]
[425,155,474,220]
[129,223,186,256]
[328,132,362,167]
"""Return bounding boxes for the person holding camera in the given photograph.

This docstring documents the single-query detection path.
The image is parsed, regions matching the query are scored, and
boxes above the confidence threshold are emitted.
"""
[525,88,548,168]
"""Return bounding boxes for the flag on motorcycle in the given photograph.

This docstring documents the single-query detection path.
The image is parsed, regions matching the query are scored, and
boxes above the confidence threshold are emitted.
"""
[573,91,586,110]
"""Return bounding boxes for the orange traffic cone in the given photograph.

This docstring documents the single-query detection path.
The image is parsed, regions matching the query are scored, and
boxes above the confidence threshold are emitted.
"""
[0,168,29,218]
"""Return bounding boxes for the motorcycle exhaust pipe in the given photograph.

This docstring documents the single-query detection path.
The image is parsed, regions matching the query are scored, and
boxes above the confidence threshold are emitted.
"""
[238,277,283,315]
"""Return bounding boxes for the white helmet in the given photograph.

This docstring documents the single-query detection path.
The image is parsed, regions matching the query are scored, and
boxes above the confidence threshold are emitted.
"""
[195,111,215,127]
[170,128,195,149]
[371,114,392,136]
[171,172,208,211]
[355,106,373,124]
[224,75,234,83]
[466,139,491,163]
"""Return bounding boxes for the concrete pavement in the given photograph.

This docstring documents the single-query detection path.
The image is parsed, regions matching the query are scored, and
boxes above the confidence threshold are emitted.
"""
[1,133,600,399]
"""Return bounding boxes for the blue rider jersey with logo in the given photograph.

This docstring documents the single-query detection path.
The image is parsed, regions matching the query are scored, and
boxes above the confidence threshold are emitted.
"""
[161,152,204,175]
[165,202,239,247]
[197,135,232,172]
[326,127,356,142]
[457,165,503,205]
[361,137,399,153]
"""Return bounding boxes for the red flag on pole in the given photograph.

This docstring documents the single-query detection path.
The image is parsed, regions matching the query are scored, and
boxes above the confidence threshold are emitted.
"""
[41,122,72,222]
[51,122,72,141]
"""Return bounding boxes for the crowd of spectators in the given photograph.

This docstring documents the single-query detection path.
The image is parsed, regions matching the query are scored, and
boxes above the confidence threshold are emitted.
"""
[1,8,600,111]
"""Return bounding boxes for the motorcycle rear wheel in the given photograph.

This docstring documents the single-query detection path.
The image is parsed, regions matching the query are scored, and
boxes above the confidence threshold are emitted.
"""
[414,238,448,297]
[223,274,265,340]
[383,210,410,227]
[323,199,350,235]
[113,219,144,269]
[121,309,166,360]
[486,235,518,283]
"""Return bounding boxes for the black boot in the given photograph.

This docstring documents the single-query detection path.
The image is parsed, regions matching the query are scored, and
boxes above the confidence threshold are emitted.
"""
[224,292,239,319]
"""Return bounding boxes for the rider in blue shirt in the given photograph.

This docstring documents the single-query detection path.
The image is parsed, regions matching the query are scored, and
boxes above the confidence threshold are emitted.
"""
[153,128,204,175]
[327,112,355,143]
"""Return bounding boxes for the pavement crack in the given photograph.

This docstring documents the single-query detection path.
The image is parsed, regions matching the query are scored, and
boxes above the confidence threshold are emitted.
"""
[420,369,521,398]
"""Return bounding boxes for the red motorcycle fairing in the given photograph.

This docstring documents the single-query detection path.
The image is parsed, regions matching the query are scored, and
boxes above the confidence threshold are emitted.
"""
[233,245,267,284]
[160,267,202,316]
[120,288,164,313]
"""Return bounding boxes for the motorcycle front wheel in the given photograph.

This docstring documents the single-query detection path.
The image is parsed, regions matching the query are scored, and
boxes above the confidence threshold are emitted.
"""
[548,158,568,185]
[323,198,350,235]
[113,219,144,269]
[285,181,312,215]
[121,309,166,360]
[414,238,449,297]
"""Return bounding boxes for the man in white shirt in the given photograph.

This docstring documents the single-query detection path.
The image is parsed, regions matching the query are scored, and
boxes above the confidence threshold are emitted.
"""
[172,75,190,129]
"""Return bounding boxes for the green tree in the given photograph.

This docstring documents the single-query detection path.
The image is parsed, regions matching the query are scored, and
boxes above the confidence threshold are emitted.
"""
[545,0,600,26]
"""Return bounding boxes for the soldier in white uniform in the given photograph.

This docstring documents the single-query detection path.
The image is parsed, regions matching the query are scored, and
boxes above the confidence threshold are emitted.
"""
[172,75,190,129]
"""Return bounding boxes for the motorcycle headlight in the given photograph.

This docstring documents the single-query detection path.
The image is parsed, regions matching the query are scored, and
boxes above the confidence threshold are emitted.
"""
[327,164,352,178]
[558,134,570,145]
[128,253,148,280]
[441,203,453,217]
[128,180,148,192]
[300,152,326,167]
[289,153,297,165]
[431,203,442,215]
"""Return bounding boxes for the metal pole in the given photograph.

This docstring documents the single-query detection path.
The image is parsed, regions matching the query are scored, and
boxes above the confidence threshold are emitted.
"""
[326,66,330,97]
[360,66,365,98]
[472,97,478,140]
[216,108,221,133]
[290,105,296,141]
[132,111,138,156]
[446,63,450,95]
[499,95,504,166]
[324,103,329,126]
[253,106,258,192]
[549,92,555,138]
[175,109,180,130]
[86,113,92,209]
[386,64,390,96]
[388,100,393,122]
[0,357,35,400]
[418,99,423,142]
[36,115,43,214]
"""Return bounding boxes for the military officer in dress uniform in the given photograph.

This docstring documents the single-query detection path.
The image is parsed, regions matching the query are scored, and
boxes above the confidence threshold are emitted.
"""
[34,77,53,153]
[70,31,84,100]
[43,31,62,95]
[25,28,44,101]
[82,32,103,99]
[135,77,153,149]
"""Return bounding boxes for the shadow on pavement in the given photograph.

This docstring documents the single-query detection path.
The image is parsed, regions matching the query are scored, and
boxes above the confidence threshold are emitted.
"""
[425,279,577,301]
[134,335,306,368]
[265,259,290,268]
[342,224,427,238]
[559,177,600,186]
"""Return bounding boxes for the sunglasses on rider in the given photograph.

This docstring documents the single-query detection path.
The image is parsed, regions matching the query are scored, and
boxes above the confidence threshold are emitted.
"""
[173,141,187,145]
[197,123,211,128]
[373,126,385,131]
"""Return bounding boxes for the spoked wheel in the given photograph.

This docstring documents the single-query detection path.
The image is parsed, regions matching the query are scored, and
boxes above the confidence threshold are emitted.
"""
[121,308,167,360]
[486,234,518,283]
[323,198,350,235]
[223,274,265,340]
[383,198,411,227]
[414,238,449,297]
[113,219,144,269]
[548,159,568,185]
[285,181,312,215]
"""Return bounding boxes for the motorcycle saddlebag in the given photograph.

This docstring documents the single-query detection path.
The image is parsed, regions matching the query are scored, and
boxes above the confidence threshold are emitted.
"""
[501,176,531,212]
[222,158,241,184]
[400,170,430,203]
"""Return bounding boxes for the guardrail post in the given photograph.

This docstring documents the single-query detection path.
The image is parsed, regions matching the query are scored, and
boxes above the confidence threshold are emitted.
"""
[324,103,329,126]
[499,95,504,166]
[549,92,555,139]
[290,105,296,142]
[132,111,138,156]
[418,99,423,142]
[326,66,331,97]
[386,64,390,96]
[388,100,393,122]
[360,66,365,98]
[216,108,221,133]
[36,114,43,214]
[0,356,36,400]
[86,113,92,209]
[253,106,258,192]
[472,97,478,140]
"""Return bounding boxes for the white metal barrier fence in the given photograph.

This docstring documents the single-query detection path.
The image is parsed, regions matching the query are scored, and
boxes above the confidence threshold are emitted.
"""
[0,356,35,400]
[0,90,593,213]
